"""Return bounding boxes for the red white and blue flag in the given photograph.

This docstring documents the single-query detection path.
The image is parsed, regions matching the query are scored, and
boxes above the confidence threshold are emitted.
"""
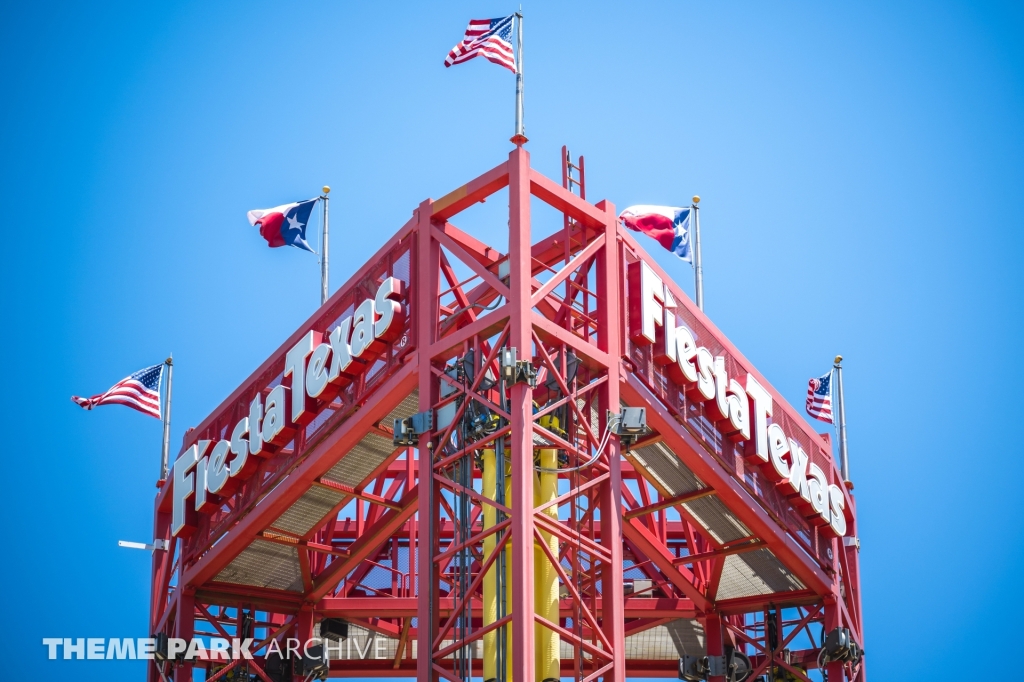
[247,199,318,252]
[444,15,516,73]
[72,364,164,419]
[619,205,693,262]
[806,371,834,424]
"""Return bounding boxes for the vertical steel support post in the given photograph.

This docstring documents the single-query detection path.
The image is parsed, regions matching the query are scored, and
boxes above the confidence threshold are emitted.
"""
[705,611,724,682]
[415,199,439,682]
[508,145,536,682]
[845,508,865,680]
[407,446,417,597]
[173,591,194,682]
[149,511,170,631]
[596,200,626,681]
[297,608,314,648]
[823,598,846,680]
[148,507,171,682]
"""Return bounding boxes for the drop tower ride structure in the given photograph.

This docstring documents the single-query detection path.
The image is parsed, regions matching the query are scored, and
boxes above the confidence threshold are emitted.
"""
[148,143,865,682]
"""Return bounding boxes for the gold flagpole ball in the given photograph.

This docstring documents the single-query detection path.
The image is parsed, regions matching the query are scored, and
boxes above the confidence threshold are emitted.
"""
[323,186,331,194]
[692,195,700,204]
[835,355,843,364]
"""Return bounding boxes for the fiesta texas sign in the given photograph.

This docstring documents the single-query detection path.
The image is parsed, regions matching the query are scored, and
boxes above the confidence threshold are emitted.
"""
[628,260,848,538]
[171,278,404,537]
[171,261,847,539]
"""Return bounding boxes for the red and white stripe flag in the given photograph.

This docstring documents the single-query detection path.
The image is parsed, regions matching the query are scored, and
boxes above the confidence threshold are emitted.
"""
[72,364,164,419]
[805,370,834,424]
[444,15,516,73]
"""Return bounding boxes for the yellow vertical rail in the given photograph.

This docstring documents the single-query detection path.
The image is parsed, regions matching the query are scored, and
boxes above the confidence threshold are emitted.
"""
[535,449,560,682]
[482,449,497,681]
[505,472,513,682]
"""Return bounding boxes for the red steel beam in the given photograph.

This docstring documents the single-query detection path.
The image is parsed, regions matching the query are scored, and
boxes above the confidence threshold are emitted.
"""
[623,516,711,612]
[415,194,439,682]
[507,144,536,682]
[153,149,858,682]
[313,596,696,619]
[307,486,419,602]
[622,374,833,596]
[617,228,854,518]
[595,195,626,682]
[181,362,418,588]
[175,215,417,463]
[431,161,509,221]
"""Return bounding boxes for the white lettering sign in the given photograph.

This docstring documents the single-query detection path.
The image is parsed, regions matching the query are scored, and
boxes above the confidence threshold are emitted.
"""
[172,278,404,537]
[629,260,848,537]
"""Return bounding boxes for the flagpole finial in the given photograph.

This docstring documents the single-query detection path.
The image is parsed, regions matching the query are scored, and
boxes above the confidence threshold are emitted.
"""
[692,195,700,204]
[165,357,173,366]
[834,355,843,365]
[322,186,331,195]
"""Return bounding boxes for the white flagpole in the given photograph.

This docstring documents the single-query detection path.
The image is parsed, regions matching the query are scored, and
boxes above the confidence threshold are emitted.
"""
[692,196,704,310]
[160,356,173,481]
[833,355,851,487]
[512,12,526,144]
[321,186,331,305]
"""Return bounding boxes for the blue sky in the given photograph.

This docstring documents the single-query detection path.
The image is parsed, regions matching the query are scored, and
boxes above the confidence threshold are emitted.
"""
[2,1,1022,680]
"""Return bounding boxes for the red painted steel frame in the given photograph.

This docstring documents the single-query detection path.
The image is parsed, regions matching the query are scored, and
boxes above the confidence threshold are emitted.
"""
[147,146,864,682]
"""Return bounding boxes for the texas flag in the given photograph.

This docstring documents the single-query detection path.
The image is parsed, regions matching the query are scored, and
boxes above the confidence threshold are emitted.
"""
[247,198,318,252]
[619,205,693,262]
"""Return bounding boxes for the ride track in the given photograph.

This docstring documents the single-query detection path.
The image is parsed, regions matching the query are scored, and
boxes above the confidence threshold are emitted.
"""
[148,144,864,682]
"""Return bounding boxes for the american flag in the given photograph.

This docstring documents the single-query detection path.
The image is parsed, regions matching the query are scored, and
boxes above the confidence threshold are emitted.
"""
[72,364,164,419]
[444,15,516,73]
[806,370,834,424]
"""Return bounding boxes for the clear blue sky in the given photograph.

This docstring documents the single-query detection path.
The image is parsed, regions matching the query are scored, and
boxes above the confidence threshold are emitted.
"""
[2,2,1022,680]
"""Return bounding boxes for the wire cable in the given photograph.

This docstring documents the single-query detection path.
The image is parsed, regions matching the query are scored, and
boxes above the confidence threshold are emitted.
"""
[534,415,618,473]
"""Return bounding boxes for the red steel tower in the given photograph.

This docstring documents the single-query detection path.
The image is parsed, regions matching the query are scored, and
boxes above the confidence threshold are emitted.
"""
[149,144,865,682]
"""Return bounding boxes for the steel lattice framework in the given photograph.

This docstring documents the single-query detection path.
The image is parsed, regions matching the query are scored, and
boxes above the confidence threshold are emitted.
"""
[148,145,865,682]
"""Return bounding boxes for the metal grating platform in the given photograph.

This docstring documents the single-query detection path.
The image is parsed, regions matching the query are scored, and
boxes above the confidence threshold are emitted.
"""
[214,393,421,594]
[383,390,420,431]
[630,441,753,545]
[629,441,706,497]
[622,618,706,659]
[320,391,418,488]
[716,547,805,600]
[270,485,346,537]
[317,622,401,661]
[322,432,397,488]
[214,539,303,592]
[629,439,806,601]
[682,494,751,544]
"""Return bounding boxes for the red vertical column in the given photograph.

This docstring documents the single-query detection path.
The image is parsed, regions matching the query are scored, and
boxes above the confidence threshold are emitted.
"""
[847,512,865,665]
[296,608,314,650]
[173,591,194,682]
[508,144,536,682]
[415,199,439,682]
[595,200,625,681]
[149,502,171,682]
[149,510,171,616]
[705,611,724,682]
[407,447,416,598]
[823,597,846,680]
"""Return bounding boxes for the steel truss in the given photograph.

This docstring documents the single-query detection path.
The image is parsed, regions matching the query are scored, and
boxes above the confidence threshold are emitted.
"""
[148,145,864,682]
